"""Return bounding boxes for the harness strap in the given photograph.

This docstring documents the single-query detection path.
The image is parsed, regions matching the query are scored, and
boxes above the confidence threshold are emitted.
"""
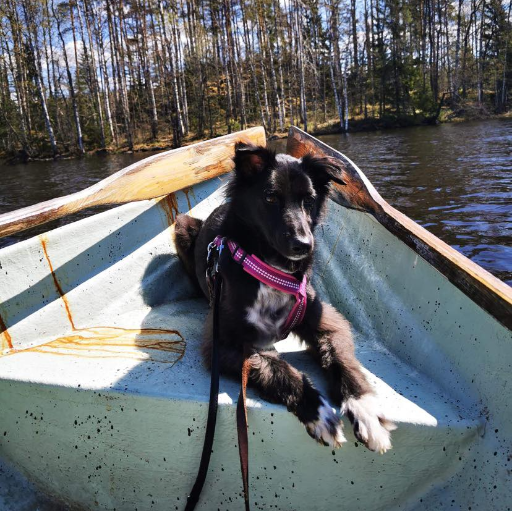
[213,236,307,339]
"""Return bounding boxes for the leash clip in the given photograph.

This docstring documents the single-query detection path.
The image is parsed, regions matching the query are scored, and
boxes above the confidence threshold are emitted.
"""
[206,240,218,304]
[206,240,216,265]
[206,237,225,306]
[215,238,225,273]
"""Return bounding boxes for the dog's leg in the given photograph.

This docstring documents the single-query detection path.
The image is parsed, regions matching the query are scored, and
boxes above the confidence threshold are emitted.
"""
[202,334,345,448]
[295,297,396,453]
[174,214,203,291]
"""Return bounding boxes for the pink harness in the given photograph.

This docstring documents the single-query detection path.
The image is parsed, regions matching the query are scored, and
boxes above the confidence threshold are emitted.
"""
[212,236,307,339]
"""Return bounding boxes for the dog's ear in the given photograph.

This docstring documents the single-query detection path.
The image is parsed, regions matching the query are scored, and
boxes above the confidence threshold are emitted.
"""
[302,154,346,186]
[233,142,275,178]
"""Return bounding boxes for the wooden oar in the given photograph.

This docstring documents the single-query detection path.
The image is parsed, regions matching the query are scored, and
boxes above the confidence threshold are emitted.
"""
[0,127,266,239]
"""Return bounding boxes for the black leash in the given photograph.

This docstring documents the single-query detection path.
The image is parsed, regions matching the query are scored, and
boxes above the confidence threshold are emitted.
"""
[185,272,222,511]
[186,238,251,511]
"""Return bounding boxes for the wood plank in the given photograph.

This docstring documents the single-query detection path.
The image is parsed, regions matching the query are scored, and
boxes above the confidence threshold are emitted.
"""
[287,126,512,331]
[0,127,266,239]
[287,128,383,215]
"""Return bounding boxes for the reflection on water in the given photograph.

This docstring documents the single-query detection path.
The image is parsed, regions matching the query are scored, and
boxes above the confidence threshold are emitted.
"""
[1,119,511,285]
[275,119,512,285]
[0,152,155,249]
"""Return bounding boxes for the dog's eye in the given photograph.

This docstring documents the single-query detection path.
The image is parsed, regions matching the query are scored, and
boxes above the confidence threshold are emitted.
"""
[265,192,278,204]
[303,197,315,210]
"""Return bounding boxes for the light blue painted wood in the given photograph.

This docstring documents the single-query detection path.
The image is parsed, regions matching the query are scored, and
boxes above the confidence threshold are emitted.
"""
[0,173,509,510]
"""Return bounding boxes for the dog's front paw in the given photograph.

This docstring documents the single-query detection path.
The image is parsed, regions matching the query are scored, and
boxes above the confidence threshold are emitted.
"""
[342,394,396,453]
[304,397,346,448]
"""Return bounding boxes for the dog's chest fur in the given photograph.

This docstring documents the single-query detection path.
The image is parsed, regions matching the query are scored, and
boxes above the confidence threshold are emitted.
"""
[246,284,295,345]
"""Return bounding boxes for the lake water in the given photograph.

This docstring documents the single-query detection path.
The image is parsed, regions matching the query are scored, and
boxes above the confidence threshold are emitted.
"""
[0,119,511,285]
[277,119,512,285]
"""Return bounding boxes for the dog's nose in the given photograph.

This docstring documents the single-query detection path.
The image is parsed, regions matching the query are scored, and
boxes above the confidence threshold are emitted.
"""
[291,238,312,255]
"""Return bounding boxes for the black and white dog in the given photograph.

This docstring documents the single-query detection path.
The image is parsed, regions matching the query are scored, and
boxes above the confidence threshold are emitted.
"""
[175,143,395,452]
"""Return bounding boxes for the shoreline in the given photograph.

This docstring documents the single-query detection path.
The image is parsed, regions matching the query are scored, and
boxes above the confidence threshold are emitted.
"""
[2,110,510,165]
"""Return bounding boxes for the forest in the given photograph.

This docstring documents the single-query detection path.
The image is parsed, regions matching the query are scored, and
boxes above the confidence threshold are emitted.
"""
[0,0,511,160]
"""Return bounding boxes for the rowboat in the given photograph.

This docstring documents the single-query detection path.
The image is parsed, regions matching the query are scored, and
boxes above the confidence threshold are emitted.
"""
[0,126,511,510]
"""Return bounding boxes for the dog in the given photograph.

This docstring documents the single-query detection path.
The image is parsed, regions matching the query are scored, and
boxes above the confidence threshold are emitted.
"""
[174,142,396,452]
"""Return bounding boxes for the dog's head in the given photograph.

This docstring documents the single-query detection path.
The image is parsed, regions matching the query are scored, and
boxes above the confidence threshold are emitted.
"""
[227,142,346,262]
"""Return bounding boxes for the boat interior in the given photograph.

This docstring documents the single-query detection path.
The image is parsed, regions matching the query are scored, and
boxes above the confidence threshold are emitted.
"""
[0,133,510,510]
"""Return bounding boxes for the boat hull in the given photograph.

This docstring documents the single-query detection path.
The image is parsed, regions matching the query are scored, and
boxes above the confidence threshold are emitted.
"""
[1,130,511,510]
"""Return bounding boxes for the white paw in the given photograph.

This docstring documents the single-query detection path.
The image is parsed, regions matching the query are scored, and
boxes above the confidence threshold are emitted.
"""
[342,394,397,454]
[305,397,346,448]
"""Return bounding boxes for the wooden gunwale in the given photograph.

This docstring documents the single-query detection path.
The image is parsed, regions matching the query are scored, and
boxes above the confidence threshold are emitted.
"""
[286,126,512,331]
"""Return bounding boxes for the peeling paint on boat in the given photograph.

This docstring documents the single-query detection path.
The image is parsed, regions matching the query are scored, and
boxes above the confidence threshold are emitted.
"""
[1,327,185,364]
[0,314,13,352]
[39,234,76,330]
[160,193,181,225]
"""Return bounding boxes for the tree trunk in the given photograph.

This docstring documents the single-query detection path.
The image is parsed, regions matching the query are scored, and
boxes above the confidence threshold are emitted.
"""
[52,0,84,154]
[21,1,57,156]
[88,0,117,146]
[77,0,106,148]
